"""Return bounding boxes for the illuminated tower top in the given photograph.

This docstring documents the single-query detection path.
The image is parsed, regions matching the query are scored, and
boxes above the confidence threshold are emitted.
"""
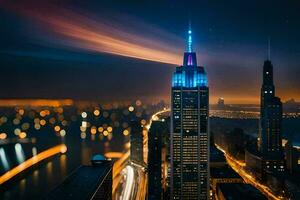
[188,29,192,53]
[172,29,207,88]
[183,29,197,66]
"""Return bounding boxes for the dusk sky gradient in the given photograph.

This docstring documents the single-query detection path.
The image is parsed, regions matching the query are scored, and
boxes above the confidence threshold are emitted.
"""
[0,0,299,104]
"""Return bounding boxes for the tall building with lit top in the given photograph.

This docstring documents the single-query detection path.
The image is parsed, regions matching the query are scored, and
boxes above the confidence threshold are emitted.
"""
[258,59,285,174]
[170,29,209,200]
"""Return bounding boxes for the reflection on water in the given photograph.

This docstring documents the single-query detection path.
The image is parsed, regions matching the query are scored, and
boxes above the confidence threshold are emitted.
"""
[0,148,9,170]
[59,155,67,178]
[33,170,39,187]
[46,161,53,181]
[14,143,25,164]
[32,147,37,156]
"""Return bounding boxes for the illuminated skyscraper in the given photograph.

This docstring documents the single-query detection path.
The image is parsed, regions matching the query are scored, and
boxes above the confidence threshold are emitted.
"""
[170,29,209,200]
[259,59,285,174]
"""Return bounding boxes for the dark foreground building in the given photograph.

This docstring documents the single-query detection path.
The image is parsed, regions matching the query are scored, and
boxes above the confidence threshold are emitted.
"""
[45,155,113,200]
[170,29,209,199]
[148,120,169,200]
[130,120,144,165]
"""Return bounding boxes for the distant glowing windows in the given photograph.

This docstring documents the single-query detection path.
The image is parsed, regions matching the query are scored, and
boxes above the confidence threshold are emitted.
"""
[266,71,269,74]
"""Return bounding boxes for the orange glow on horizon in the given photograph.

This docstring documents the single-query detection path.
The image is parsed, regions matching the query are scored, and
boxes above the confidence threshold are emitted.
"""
[104,152,123,159]
[0,99,73,107]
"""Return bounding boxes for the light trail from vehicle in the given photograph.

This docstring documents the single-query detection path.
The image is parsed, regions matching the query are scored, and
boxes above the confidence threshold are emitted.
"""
[215,144,282,200]
[0,144,67,185]
[122,165,135,200]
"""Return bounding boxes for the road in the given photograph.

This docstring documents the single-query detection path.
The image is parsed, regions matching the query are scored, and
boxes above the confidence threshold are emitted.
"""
[215,144,283,200]
[113,108,170,200]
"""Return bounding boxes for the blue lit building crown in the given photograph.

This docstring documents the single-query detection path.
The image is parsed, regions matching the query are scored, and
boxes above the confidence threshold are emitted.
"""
[172,29,208,88]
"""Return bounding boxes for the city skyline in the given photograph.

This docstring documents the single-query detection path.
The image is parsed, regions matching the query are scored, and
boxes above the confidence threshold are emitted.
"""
[0,2,300,200]
[1,1,300,104]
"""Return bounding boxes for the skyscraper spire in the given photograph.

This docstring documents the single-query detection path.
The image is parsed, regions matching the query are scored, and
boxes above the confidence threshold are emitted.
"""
[188,26,193,53]
[268,37,271,60]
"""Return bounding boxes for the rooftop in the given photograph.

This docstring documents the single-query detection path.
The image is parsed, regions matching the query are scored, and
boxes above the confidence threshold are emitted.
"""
[45,161,112,200]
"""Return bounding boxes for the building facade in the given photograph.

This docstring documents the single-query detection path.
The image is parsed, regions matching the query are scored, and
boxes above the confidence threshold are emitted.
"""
[258,60,285,174]
[148,120,168,200]
[130,120,144,165]
[170,29,209,200]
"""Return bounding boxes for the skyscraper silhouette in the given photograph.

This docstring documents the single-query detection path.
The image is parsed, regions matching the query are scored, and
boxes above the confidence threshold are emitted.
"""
[258,58,285,174]
[170,29,209,200]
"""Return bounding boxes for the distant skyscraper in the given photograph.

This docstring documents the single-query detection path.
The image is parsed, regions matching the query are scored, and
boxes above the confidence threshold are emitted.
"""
[130,120,144,165]
[170,29,209,200]
[259,59,285,174]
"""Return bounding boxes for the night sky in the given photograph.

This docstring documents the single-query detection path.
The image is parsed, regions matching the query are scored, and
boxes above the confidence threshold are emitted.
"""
[0,0,300,104]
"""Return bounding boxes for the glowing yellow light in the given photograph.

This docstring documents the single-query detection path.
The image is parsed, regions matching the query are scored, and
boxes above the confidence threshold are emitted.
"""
[98,126,104,133]
[142,130,148,136]
[80,132,86,139]
[60,129,66,137]
[104,152,123,159]
[19,132,27,139]
[54,125,61,132]
[123,129,129,136]
[107,126,113,132]
[141,119,146,125]
[40,110,47,117]
[40,119,46,126]
[60,145,67,154]
[34,124,41,130]
[81,121,87,128]
[128,106,134,112]
[103,130,109,136]
[93,109,100,116]
[80,126,86,132]
[90,126,97,135]
[0,133,7,140]
[18,109,25,116]
[14,128,21,135]
[81,112,87,118]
